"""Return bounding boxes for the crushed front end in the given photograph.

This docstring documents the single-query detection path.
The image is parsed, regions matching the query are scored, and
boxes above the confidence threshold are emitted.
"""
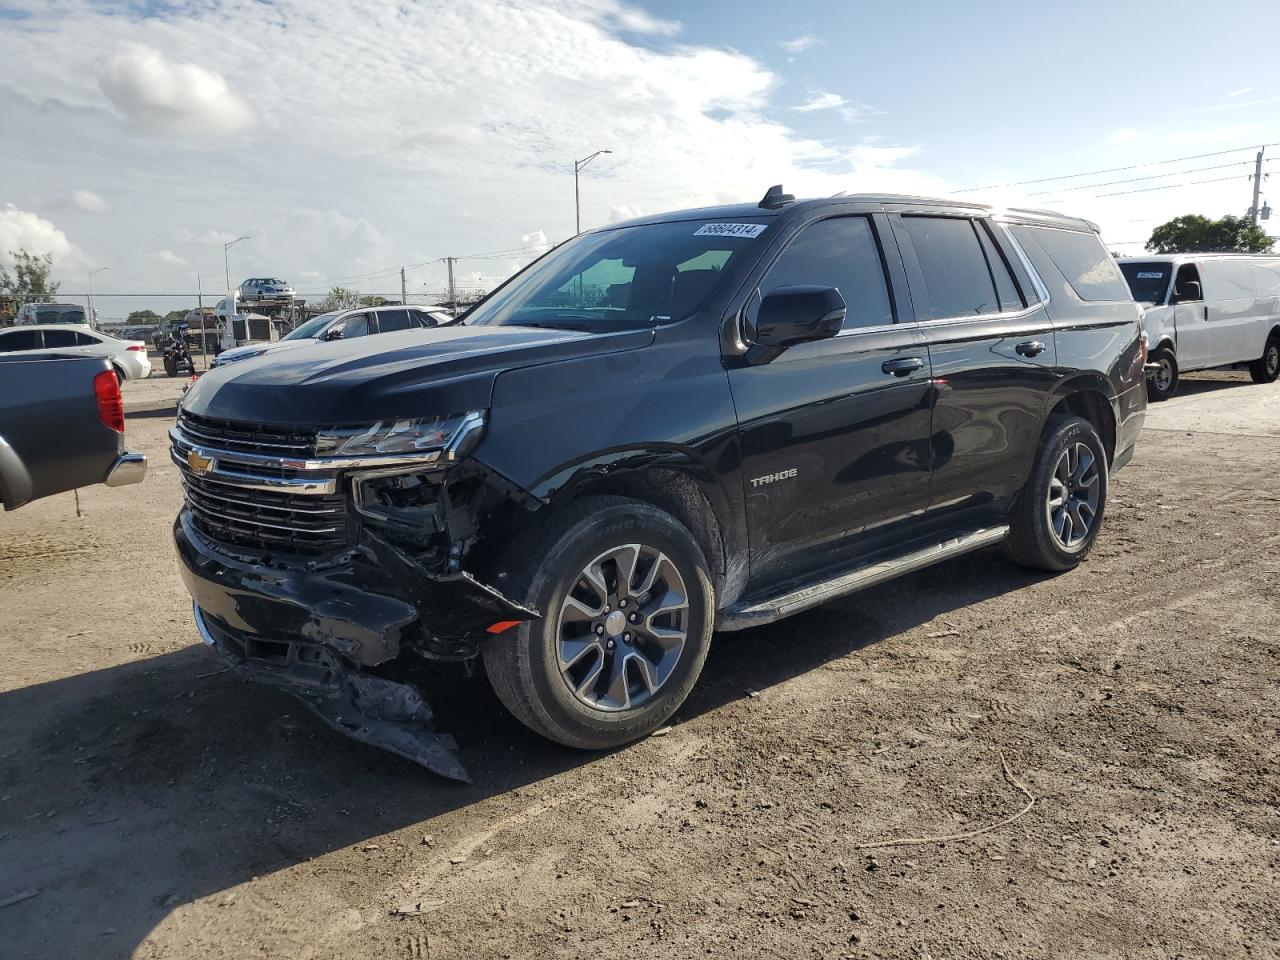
[169,409,536,781]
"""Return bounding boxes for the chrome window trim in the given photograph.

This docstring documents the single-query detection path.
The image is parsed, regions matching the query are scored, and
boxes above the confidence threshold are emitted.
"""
[913,302,1048,329]
[995,222,1052,305]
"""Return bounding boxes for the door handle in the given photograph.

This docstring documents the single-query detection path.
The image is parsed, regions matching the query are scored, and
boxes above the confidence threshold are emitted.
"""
[1015,340,1046,357]
[881,357,925,376]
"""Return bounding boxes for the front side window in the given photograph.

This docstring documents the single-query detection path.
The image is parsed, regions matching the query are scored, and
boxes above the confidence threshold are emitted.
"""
[1119,262,1172,305]
[758,216,894,330]
[339,313,371,338]
[467,218,766,331]
[902,216,1001,319]
[1172,264,1202,302]
[0,329,41,351]
[285,312,342,341]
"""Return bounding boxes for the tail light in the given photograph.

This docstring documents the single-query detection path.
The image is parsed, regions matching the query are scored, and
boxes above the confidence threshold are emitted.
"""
[93,369,125,433]
[127,344,146,352]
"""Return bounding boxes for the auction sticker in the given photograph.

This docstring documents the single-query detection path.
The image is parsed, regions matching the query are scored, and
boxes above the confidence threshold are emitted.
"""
[694,222,768,238]
[1136,272,1165,279]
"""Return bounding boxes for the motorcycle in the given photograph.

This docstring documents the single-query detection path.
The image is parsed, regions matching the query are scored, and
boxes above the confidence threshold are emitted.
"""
[162,334,195,378]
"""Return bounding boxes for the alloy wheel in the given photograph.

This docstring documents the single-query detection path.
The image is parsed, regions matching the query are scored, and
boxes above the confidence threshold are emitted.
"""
[1153,358,1174,393]
[555,543,689,712]
[1045,442,1101,550]
[1267,343,1279,378]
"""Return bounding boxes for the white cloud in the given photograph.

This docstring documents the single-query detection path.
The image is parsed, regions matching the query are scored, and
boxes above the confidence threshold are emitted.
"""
[1228,87,1252,97]
[71,189,108,213]
[608,204,646,223]
[148,250,188,267]
[0,205,78,272]
[792,92,848,113]
[1104,127,1144,145]
[779,35,819,55]
[98,42,252,138]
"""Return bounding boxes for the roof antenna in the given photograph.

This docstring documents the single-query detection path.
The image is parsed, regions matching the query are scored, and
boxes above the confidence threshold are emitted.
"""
[758,184,795,209]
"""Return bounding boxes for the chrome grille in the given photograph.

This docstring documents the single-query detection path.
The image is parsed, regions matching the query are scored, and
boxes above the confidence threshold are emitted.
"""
[172,415,349,557]
[177,411,316,458]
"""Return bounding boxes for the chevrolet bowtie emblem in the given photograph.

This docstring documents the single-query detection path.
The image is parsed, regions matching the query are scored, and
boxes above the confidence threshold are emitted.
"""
[187,450,214,475]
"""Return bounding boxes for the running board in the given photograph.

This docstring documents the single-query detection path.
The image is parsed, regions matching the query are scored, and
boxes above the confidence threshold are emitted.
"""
[716,525,1010,632]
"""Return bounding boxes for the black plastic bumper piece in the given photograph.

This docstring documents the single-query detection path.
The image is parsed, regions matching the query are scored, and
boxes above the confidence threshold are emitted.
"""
[194,603,471,782]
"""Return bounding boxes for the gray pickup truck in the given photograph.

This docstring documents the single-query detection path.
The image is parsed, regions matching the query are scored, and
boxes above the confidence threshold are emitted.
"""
[0,353,146,510]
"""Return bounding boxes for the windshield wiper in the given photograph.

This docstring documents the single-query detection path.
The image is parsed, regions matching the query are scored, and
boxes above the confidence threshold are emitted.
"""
[511,318,596,331]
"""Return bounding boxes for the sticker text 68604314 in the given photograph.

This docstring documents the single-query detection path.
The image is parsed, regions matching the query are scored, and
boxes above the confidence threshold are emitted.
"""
[693,222,768,239]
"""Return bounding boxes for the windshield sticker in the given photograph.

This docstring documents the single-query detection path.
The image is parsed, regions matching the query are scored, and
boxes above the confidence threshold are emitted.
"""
[1136,272,1165,279]
[694,222,767,238]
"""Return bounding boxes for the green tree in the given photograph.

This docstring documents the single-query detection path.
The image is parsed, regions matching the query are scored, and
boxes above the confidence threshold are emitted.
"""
[358,295,388,307]
[127,309,162,324]
[313,287,362,312]
[0,249,60,305]
[1146,214,1275,254]
[164,309,188,321]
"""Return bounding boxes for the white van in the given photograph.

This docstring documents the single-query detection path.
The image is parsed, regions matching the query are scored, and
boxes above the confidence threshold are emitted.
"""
[1118,254,1280,399]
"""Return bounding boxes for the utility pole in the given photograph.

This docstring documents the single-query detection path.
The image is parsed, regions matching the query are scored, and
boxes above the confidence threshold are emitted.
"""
[400,267,407,306]
[87,267,108,328]
[446,257,457,317]
[1249,147,1265,223]
[197,274,207,371]
[573,148,612,234]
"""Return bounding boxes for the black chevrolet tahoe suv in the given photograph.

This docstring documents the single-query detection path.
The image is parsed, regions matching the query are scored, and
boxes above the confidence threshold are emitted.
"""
[172,189,1147,780]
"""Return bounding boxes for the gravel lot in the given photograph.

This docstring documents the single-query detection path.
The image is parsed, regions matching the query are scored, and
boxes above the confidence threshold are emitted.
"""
[1,372,1277,960]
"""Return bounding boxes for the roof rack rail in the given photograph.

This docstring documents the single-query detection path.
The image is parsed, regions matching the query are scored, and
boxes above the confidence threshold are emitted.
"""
[759,184,795,209]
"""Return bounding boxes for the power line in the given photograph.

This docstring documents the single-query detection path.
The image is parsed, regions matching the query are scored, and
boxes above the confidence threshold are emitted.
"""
[1094,173,1250,198]
[1026,159,1267,196]
[952,142,1280,193]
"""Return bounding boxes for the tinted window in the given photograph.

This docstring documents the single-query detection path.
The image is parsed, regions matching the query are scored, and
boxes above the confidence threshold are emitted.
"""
[42,329,79,347]
[75,331,99,345]
[1172,264,1202,302]
[0,330,41,351]
[375,309,412,333]
[902,216,1000,319]
[37,308,85,324]
[1023,226,1131,301]
[340,313,370,338]
[759,216,893,330]
[410,310,439,328]
[975,221,1024,311]
[1119,262,1172,304]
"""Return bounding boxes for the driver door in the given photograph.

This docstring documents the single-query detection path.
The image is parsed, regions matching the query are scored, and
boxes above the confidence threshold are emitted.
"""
[728,214,933,592]
[1170,263,1211,368]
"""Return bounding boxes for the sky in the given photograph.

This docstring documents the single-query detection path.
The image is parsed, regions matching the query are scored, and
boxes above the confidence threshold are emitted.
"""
[1,0,1278,321]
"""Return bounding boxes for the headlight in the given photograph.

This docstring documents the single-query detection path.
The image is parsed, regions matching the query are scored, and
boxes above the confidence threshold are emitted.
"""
[316,411,485,460]
[215,348,267,366]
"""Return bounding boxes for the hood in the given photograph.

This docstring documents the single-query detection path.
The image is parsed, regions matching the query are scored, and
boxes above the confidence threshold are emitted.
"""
[182,323,652,426]
[216,339,312,365]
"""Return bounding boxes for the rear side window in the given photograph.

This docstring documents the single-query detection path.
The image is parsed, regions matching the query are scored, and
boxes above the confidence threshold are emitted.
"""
[0,329,41,351]
[375,309,412,333]
[42,329,79,347]
[410,310,439,327]
[975,221,1025,311]
[1020,226,1131,302]
[75,331,99,345]
[901,216,1002,319]
[759,216,894,330]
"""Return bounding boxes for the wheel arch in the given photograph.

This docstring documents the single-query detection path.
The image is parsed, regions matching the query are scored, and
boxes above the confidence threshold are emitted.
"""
[1045,381,1117,465]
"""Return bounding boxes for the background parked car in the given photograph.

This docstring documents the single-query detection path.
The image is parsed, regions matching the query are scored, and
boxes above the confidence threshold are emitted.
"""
[14,303,92,327]
[237,278,296,303]
[0,324,151,381]
[210,303,442,367]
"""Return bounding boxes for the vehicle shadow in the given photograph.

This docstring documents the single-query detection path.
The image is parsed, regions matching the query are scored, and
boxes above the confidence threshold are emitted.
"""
[1171,373,1251,398]
[0,547,1043,959]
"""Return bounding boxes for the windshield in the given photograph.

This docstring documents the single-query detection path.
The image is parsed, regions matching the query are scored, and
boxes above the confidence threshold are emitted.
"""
[1119,262,1171,305]
[37,307,85,324]
[467,218,768,331]
[284,311,342,340]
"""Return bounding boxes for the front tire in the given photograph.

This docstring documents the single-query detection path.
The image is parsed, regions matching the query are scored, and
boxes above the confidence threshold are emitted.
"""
[1249,333,1280,384]
[483,496,714,750]
[1005,415,1109,572]
[1146,346,1179,401]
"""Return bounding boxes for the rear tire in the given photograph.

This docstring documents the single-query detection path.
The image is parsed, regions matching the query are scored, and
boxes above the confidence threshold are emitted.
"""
[483,495,714,750]
[1146,346,1178,401]
[1005,415,1108,573]
[113,366,125,385]
[164,355,178,377]
[1249,332,1280,384]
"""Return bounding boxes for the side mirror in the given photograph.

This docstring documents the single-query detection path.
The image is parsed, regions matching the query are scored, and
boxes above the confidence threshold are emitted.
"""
[1173,280,1201,303]
[323,327,344,341]
[749,285,846,353]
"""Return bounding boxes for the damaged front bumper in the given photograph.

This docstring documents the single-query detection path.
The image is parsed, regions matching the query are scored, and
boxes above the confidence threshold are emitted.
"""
[175,512,536,781]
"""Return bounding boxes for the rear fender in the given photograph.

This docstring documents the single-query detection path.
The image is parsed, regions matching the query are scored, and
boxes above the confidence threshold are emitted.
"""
[0,435,34,510]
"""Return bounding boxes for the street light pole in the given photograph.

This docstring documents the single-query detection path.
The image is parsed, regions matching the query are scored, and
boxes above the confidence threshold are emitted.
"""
[574,149,612,234]
[223,235,250,294]
[87,267,108,328]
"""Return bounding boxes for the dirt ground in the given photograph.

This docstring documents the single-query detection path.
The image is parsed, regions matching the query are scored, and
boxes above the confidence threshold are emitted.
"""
[1,371,1277,960]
